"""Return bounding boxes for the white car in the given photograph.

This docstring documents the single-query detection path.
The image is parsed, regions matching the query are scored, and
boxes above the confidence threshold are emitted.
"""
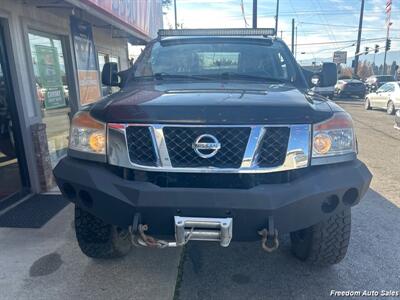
[365,82,400,115]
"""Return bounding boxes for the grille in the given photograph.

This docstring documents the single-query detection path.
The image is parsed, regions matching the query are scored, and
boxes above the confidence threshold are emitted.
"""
[163,127,251,168]
[257,127,290,167]
[126,126,157,166]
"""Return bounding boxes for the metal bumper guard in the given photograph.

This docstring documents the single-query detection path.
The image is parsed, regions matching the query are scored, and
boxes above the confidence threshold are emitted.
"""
[54,157,372,241]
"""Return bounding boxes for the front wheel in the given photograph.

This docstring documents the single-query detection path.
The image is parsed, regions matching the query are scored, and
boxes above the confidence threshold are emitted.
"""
[387,101,395,115]
[290,209,351,266]
[365,98,371,110]
[74,206,132,259]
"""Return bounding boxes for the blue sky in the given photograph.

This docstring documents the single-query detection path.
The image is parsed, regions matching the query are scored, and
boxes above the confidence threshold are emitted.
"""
[163,0,399,63]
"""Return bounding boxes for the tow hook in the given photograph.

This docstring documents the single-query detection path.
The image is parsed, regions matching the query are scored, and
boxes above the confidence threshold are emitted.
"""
[130,213,176,248]
[133,224,178,248]
[129,213,233,248]
[258,229,279,252]
[258,217,279,252]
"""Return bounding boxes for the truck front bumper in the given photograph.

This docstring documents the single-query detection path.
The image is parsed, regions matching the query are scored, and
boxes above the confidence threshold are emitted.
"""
[54,157,371,241]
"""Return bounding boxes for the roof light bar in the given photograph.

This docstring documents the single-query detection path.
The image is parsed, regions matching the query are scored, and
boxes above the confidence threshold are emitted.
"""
[158,28,276,37]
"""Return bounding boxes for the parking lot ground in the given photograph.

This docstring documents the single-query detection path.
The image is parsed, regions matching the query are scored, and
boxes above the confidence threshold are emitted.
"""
[176,99,400,300]
[176,190,400,300]
[0,205,181,300]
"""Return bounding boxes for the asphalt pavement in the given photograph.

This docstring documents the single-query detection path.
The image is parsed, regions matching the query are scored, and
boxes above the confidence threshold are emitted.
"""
[0,98,399,300]
[176,189,400,300]
[175,99,400,300]
[0,205,182,300]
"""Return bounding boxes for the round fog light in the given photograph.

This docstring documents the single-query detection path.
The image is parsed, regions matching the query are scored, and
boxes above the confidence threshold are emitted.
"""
[89,132,105,153]
[313,133,332,155]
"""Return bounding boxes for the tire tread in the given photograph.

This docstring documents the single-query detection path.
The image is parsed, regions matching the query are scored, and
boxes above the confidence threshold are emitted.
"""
[75,206,131,259]
[291,209,351,266]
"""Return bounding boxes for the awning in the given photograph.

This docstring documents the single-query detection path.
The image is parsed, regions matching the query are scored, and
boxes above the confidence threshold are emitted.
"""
[64,0,162,44]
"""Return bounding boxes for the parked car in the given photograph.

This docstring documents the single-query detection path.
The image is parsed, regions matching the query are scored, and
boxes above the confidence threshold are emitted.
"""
[394,109,400,130]
[335,79,366,99]
[365,82,400,115]
[54,28,372,266]
[365,75,395,93]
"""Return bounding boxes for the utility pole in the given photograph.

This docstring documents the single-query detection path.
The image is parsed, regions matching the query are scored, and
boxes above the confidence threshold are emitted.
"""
[252,0,257,28]
[174,0,178,29]
[291,18,295,54]
[295,25,298,58]
[275,0,280,34]
[354,0,365,76]
[383,0,392,75]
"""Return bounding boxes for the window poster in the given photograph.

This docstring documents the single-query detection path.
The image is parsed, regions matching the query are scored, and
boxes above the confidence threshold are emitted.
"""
[70,16,101,105]
[35,45,66,109]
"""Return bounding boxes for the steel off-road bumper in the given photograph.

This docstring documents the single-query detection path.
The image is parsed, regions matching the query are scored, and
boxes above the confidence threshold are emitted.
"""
[54,157,371,241]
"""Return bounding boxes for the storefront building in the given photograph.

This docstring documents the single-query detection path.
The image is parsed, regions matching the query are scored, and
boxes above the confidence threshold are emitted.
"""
[0,0,162,203]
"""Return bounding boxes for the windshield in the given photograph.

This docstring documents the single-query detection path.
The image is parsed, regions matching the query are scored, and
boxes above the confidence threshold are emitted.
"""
[378,75,395,82]
[133,39,296,83]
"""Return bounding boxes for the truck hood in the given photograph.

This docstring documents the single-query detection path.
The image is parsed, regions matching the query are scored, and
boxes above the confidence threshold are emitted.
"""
[90,82,334,124]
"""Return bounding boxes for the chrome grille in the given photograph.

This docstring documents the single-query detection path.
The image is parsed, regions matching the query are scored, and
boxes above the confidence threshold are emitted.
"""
[163,127,250,168]
[108,124,310,174]
[257,127,290,167]
[126,126,157,166]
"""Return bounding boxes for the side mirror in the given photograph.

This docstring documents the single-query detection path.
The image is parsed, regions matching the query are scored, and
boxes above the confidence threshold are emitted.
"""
[319,62,337,87]
[311,74,320,87]
[102,62,119,86]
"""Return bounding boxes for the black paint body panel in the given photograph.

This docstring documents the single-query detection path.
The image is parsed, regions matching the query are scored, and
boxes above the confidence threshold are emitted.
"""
[54,157,371,240]
[90,82,337,125]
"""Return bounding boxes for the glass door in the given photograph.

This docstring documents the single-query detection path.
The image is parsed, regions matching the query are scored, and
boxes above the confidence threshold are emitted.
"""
[28,31,72,170]
[0,23,29,201]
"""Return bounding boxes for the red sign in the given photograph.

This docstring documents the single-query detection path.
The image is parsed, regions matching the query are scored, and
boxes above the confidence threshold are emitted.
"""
[82,0,162,37]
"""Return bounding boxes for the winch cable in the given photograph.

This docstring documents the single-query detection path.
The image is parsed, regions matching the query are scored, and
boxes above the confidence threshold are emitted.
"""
[131,224,194,248]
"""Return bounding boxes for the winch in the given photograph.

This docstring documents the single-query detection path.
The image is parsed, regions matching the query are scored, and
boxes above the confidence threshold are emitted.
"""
[130,214,233,248]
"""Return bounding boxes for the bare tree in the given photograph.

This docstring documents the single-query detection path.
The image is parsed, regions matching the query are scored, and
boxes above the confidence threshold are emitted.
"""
[341,67,354,78]
[357,61,373,80]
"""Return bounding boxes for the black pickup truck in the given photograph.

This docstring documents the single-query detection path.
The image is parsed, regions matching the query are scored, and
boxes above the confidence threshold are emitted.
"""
[54,29,371,266]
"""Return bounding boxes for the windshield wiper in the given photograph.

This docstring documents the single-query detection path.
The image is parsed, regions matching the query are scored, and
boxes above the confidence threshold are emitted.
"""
[135,72,289,83]
[219,72,288,83]
[151,73,213,81]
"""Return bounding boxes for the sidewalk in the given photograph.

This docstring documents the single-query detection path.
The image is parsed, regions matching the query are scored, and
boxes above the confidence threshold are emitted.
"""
[0,204,181,300]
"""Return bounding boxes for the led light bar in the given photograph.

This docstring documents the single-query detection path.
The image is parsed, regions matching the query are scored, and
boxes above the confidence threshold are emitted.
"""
[158,28,276,37]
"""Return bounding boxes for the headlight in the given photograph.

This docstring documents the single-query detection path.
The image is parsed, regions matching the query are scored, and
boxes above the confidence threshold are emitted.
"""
[69,111,106,155]
[312,112,356,165]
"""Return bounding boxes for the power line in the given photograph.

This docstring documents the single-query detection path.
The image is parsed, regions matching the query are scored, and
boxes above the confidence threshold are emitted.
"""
[256,8,400,16]
[240,0,249,27]
[295,37,387,46]
[312,43,356,54]
[297,21,397,30]
[313,0,338,46]
[292,28,400,34]
[238,11,399,18]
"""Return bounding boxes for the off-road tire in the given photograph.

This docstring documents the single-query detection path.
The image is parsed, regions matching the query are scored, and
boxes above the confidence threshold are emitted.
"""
[75,206,132,259]
[290,209,351,266]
